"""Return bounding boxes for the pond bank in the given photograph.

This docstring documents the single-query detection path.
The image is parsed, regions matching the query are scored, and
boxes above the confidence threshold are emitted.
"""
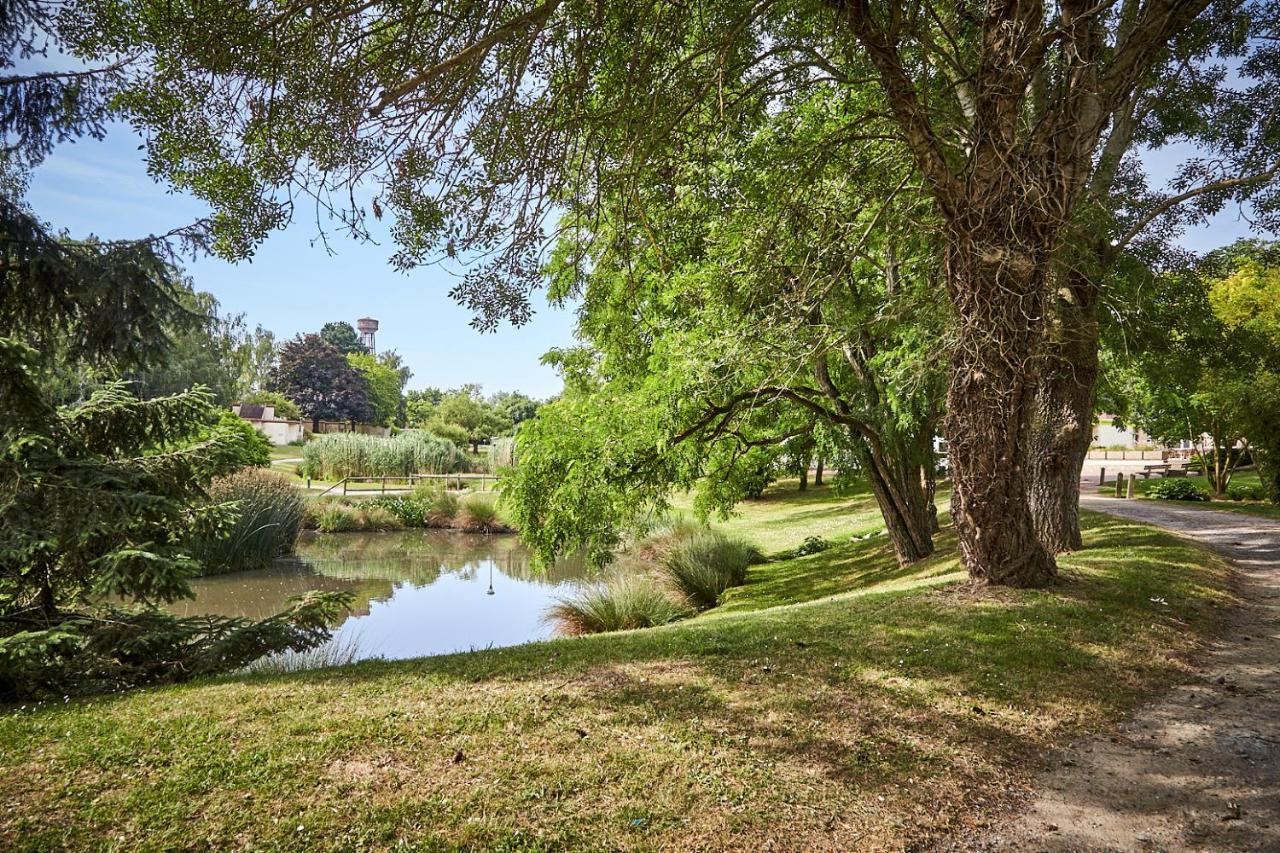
[0,484,1233,849]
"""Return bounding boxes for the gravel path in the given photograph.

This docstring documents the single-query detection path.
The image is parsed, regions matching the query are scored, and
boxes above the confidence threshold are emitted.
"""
[954,495,1280,851]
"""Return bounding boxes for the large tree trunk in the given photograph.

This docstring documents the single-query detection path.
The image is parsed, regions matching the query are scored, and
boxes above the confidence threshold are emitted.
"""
[814,457,824,487]
[1029,276,1099,552]
[944,234,1058,587]
[857,443,935,566]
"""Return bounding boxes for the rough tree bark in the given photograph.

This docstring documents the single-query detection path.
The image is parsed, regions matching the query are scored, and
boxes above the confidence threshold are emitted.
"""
[857,441,935,565]
[1029,270,1100,552]
[943,227,1058,586]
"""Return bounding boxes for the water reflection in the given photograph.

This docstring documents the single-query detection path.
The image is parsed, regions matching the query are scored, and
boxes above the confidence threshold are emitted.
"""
[175,531,589,660]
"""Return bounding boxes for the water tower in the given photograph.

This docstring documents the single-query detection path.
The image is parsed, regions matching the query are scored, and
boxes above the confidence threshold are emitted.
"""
[357,317,379,353]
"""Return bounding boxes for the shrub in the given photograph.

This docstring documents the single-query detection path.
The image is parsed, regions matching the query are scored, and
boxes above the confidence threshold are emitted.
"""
[660,530,760,608]
[188,469,305,574]
[426,490,460,527]
[364,495,430,527]
[207,410,272,468]
[458,494,500,533]
[545,573,687,636]
[1148,478,1210,501]
[240,390,301,420]
[298,431,470,480]
[774,536,831,560]
[1227,484,1266,502]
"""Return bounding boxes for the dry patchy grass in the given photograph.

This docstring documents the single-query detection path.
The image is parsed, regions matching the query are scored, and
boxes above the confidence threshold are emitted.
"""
[0,510,1233,851]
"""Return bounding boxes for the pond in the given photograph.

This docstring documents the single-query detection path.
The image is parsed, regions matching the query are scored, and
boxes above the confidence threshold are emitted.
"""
[172,531,590,662]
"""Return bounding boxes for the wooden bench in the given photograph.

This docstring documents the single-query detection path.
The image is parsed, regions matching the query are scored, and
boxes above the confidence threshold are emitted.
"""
[1138,464,1170,479]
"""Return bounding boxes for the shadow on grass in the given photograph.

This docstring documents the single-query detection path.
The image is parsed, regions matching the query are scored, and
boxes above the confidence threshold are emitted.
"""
[0,510,1237,849]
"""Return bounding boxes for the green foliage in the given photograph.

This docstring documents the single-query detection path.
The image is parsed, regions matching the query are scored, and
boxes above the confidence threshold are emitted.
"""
[659,530,759,609]
[545,573,688,636]
[0,593,350,700]
[315,504,360,533]
[0,341,349,699]
[207,409,271,468]
[774,536,833,561]
[298,431,469,480]
[457,494,500,533]
[435,385,512,453]
[240,390,300,420]
[426,491,460,526]
[271,334,371,428]
[1147,479,1210,502]
[319,321,367,355]
[363,495,430,527]
[1226,484,1266,502]
[346,351,406,427]
[187,469,305,575]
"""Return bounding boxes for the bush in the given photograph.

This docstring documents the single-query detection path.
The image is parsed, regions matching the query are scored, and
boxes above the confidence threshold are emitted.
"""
[240,390,301,420]
[1227,484,1266,502]
[364,495,430,527]
[1148,478,1210,501]
[458,494,500,533]
[208,409,272,468]
[188,469,305,574]
[298,431,470,480]
[774,536,831,560]
[659,530,761,608]
[545,573,687,636]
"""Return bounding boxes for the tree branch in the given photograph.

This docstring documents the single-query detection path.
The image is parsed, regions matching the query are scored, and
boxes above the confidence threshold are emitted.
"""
[368,0,562,116]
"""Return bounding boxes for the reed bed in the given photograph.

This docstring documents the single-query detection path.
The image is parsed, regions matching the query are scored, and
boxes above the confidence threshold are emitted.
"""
[299,431,470,481]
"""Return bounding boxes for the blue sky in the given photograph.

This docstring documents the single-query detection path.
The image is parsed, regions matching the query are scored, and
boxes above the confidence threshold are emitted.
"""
[23,123,1266,401]
[25,124,578,399]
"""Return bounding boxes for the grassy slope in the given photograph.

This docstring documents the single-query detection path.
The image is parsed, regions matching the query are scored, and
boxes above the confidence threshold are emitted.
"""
[1099,469,1280,519]
[0,493,1233,851]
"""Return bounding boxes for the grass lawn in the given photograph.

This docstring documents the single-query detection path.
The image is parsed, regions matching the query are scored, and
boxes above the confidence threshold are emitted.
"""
[1099,469,1280,519]
[0,493,1233,850]
[670,477,946,554]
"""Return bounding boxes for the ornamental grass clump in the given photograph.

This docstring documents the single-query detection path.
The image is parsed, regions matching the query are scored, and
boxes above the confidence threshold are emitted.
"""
[458,494,500,533]
[426,491,460,526]
[659,530,762,609]
[545,572,688,636]
[299,431,470,480]
[189,469,306,574]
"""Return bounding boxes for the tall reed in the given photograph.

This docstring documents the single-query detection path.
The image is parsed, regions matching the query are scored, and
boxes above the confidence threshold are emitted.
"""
[190,469,306,574]
[299,431,470,480]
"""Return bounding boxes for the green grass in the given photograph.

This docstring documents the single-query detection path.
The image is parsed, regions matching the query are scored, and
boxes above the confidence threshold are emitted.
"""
[1099,469,1280,519]
[0,492,1233,849]
[671,478,926,553]
[268,444,305,462]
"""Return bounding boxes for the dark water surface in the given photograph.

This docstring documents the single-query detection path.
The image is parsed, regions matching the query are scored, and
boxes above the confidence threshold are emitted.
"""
[174,531,589,661]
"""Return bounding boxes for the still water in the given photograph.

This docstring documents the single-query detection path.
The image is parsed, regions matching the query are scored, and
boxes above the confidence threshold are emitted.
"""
[172,531,589,661]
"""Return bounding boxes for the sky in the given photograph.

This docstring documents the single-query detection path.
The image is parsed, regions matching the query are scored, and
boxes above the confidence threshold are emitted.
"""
[22,118,1266,402]
[24,123,578,399]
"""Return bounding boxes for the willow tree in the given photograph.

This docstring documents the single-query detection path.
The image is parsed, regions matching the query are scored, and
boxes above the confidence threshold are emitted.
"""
[505,97,946,566]
[65,0,1244,585]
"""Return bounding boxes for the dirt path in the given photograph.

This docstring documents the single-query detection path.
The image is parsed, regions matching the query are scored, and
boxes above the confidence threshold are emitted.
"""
[953,495,1280,852]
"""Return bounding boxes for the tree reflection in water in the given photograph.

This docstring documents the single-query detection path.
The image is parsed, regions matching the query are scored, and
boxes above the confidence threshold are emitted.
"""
[175,531,590,660]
